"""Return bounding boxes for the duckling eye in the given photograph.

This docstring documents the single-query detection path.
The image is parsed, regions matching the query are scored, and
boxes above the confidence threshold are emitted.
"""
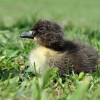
[38,27,44,33]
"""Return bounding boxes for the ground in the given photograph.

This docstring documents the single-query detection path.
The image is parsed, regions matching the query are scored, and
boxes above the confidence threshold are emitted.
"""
[0,0,100,100]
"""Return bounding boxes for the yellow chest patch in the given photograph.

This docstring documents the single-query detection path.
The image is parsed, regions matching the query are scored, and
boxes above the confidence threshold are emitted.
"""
[29,46,57,73]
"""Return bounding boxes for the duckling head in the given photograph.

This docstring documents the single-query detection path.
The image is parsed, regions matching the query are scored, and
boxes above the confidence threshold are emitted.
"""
[20,19,65,51]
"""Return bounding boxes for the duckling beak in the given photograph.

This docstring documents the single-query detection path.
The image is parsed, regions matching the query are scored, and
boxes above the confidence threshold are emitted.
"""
[20,31,35,39]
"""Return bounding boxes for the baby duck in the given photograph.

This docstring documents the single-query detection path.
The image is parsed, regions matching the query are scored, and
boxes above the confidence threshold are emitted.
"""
[20,19,99,76]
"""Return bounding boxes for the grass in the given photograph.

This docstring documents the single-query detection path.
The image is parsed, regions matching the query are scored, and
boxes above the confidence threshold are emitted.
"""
[0,0,100,100]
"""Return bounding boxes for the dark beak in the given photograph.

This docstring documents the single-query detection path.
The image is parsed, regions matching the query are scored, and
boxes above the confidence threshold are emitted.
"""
[20,31,35,39]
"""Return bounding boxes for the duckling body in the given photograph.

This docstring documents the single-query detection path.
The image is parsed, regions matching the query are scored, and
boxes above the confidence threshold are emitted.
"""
[29,41,98,76]
[20,19,99,76]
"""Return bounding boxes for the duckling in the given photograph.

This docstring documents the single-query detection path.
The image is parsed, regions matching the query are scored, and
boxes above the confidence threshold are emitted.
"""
[20,19,99,76]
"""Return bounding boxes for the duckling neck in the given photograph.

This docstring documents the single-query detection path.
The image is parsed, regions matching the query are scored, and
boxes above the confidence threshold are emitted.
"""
[46,39,78,52]
[64,40,78,52]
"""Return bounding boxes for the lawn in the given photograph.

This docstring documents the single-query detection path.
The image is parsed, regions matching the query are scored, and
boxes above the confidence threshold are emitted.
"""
[0,0,100,100]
